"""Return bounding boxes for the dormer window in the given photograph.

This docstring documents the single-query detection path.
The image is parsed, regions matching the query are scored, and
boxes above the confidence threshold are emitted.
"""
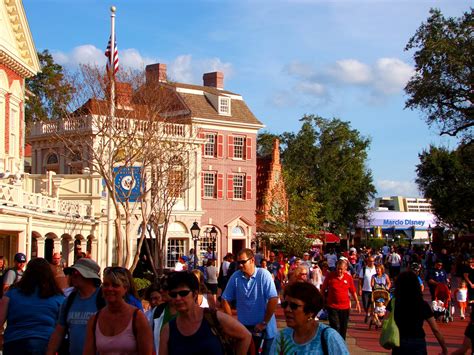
[219,97,231,115]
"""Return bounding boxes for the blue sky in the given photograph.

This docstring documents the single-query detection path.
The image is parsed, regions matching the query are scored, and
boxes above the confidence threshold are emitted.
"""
[23,0,469,198]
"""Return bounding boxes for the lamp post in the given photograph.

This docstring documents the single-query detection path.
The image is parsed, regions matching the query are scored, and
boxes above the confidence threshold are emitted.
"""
[427,224,432,247]
[209,226,218,261]
[190,222,201,270]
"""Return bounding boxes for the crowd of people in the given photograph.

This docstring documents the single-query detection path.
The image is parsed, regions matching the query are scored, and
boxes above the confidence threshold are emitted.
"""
[0,242,472,354]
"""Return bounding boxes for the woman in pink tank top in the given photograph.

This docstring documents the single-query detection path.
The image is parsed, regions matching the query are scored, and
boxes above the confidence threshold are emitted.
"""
[83,267,153,355]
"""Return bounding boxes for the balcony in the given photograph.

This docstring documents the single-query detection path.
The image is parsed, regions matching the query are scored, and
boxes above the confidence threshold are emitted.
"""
[0,181,94,218]
[28,116,195,139]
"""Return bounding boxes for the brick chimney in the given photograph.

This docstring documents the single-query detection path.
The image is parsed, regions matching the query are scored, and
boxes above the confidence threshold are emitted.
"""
[272,138,280,163]
[146,63,167,84]
[203,71,224,89]
[115,82,132,106]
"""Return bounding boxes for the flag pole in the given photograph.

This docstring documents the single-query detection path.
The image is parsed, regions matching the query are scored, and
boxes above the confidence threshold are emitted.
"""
[106,5,116,266]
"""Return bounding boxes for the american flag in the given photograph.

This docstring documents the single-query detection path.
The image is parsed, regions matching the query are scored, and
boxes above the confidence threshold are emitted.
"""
[105,35,119,75]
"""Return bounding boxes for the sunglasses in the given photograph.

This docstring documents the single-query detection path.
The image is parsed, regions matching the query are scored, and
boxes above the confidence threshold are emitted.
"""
[237,258,252,265]
[169,289,192,298]
[281,301,304,311]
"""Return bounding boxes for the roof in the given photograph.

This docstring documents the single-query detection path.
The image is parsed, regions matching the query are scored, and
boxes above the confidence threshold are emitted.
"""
[0,0,40,77]
[168,82,263,127]
[171,82,238,96]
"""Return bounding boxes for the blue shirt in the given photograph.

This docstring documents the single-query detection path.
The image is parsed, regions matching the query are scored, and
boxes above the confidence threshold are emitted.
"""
[222,267,278,338]
[270,324,349,355]
[4,288,64,344]
[58,288,100,355]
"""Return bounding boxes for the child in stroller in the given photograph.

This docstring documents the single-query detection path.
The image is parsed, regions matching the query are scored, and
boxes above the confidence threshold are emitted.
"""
[432,282,453,323]
[369,286,390,329]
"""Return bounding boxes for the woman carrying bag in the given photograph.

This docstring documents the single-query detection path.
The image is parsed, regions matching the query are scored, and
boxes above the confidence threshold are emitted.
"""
[385,271,447,355]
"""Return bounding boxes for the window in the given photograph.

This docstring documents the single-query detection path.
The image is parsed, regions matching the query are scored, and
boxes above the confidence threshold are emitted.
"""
[169,170,184,198]
[204,133,217,157]
[219,97,231,115]
[233,174,244,199]
[233,136,245,159]
[203,172,216,198]
[169,156,185,198]
[232,226,245,237]
[167,239,186,268]
[47,154,59,165]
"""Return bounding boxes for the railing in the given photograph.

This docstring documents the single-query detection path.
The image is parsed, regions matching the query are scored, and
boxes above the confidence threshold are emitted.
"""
[0,182,93,218]
[29,116,194,139]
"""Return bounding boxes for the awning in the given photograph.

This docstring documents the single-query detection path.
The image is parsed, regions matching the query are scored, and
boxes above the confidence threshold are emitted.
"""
[320,231,340,243]
[307,231,340,244]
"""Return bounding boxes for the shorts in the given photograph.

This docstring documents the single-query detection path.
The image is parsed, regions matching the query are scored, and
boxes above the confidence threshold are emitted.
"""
[206,283,218,295]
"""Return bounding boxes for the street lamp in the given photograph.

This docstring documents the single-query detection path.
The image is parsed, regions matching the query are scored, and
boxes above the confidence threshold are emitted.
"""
[209,226,218,261]
[385,233,388,245]
[190,222,201,269]
[427,224,432,247]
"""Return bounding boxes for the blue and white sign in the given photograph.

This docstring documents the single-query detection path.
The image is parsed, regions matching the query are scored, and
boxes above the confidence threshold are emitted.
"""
[359,211,437,230]
[114,166,142,202]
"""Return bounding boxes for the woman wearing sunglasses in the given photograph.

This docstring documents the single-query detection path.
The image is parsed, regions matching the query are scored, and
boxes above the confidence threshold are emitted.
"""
[270,282,348,354]
[159,271,251,355]
[83,267,153,355]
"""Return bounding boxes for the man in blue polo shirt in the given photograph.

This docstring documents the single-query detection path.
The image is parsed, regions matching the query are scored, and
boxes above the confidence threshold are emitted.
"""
[222,248,278,355]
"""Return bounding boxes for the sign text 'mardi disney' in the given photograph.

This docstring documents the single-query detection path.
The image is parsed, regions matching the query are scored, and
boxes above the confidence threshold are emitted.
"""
[383,219,426,226]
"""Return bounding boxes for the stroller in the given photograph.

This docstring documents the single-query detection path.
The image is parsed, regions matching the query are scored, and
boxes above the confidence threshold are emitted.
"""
[432,282,453,323]
[368,286,391,330]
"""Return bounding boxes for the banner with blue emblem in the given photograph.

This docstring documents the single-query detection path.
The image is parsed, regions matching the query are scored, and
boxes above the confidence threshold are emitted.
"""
[114,166,142,202]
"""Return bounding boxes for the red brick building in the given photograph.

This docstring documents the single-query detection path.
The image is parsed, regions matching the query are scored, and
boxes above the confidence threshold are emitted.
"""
[145,64,264,260]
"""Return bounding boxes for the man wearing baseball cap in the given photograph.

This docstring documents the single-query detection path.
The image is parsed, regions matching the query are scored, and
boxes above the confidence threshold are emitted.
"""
[2,252,26,292]
[46,258,104,355]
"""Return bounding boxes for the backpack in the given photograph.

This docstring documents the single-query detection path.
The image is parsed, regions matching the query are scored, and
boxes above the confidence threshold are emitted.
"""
[57,288,106,355]
[203,308,255,355]
[2,268,20,286]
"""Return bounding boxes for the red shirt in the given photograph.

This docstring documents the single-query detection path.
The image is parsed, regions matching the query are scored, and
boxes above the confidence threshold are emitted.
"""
[321,272,356,310]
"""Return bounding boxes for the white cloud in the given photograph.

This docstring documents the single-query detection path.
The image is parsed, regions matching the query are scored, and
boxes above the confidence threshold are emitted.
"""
[285,61,315,79]
[281,57,413,105]
[328,59,372,84]
[169,55,194,83]
[295,82,326,96]
[376,179,420,197]
[373,58,414,94]
[51,45,233,86]
[53,45,104,67]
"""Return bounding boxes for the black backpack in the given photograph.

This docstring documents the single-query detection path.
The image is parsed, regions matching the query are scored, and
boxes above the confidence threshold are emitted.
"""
[2,268,20,286]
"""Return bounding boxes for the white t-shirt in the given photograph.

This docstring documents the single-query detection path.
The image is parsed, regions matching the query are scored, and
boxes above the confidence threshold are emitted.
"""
[325,253,338,268]
[222,260,230,276]
[389,253,401,266]
[456,288,468,302]
[174,261,185,271]
[359,265,377,292]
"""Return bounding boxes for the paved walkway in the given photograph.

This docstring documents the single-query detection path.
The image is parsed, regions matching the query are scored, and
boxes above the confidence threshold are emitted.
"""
[272,275,467,354]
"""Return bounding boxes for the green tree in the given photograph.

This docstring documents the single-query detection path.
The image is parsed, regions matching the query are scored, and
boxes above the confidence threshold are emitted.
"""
[281,115,376,230]
[404,8,473,140]
[257,131,280,158]
[416,144,474,232]
[25,50,73,123]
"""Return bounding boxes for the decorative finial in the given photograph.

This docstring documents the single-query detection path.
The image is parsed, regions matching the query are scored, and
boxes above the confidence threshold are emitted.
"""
[110,6,116,13]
